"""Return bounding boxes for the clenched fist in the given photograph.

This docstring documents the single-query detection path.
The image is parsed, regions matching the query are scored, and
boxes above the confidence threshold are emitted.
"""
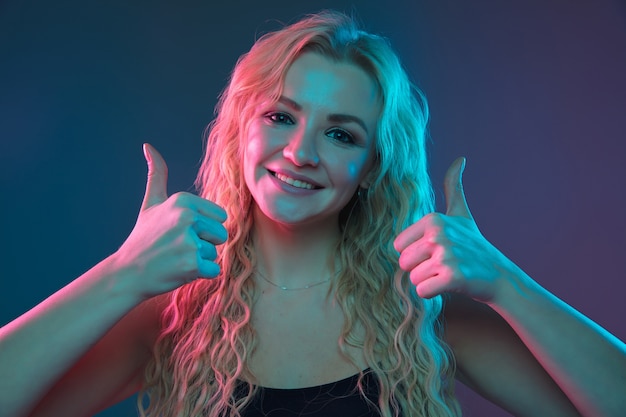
[394,158,518,303]
[112,143,228,299]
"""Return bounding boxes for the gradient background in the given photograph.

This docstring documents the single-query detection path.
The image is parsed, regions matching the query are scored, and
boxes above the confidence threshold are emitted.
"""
[1,1,625,416]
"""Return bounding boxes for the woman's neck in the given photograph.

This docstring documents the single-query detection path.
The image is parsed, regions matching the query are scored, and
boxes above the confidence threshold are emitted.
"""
[251,205,341,289]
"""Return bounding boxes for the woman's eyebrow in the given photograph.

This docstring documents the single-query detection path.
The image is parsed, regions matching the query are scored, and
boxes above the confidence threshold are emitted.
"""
[327,114,368,134]
[278,95,302,111]
[278,95,368,134]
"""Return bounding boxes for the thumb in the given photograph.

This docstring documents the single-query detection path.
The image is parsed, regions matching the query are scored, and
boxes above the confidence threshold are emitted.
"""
[141,143,169,210]
[444,156,472,219]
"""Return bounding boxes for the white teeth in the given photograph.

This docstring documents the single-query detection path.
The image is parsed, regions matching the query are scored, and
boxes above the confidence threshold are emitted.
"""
[274,172,315,189]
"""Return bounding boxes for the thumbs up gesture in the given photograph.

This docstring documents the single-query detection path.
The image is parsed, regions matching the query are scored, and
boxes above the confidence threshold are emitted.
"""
[112,143,228,299]
[394,158,517,303]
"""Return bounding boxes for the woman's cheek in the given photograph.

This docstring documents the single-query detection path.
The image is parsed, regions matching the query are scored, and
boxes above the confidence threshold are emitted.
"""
[346,161,360,181]
[345,155,372,184]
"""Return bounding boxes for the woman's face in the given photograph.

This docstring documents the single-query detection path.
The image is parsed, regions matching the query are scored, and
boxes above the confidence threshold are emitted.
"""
[243,52,380,228]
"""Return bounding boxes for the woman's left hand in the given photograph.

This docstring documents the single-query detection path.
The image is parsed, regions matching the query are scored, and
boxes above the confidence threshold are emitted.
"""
[394,158,520,303]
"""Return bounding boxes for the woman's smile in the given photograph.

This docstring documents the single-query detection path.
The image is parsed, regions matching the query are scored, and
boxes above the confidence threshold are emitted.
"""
[270,169,323,190]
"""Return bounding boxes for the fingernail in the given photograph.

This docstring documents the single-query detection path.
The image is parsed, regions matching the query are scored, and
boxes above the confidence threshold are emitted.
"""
[143,143,152,163]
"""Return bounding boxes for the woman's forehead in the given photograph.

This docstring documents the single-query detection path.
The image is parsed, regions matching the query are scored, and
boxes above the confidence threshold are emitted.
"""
[280,52,380,127]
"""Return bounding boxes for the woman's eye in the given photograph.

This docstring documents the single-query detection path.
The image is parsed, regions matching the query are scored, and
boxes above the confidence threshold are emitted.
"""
[264,112,294,125]
[326,128,355,144]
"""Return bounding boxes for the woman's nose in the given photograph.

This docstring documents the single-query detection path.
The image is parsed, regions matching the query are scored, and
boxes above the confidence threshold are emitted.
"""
[283,127,320,167]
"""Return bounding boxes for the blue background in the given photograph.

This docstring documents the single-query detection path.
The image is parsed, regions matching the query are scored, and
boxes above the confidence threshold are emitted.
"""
[1,1,625,416]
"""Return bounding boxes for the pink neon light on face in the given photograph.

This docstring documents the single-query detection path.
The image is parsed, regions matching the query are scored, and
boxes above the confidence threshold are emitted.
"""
[243,52,379,227]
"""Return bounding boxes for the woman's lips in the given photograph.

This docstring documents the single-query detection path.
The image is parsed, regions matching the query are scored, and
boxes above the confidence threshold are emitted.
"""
[268,169,323,189]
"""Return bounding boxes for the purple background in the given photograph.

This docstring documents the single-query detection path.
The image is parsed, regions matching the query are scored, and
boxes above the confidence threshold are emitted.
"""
[1,1,625,416]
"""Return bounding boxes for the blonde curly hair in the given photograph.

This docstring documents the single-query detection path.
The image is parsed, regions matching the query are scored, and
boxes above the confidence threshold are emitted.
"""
[139,10,461,417]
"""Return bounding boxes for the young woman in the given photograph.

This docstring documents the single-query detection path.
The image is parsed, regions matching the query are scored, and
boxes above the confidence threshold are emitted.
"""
[1,10,624,417]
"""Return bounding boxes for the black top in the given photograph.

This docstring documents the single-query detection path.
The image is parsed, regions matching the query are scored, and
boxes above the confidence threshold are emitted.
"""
[236,370,382,417]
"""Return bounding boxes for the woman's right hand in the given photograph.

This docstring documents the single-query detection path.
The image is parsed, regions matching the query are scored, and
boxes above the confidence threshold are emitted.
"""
[0,143,227,417]
[112,143,228,299]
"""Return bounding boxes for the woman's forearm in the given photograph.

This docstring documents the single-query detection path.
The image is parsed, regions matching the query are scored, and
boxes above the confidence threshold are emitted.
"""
[0,254,143,417]
[489,271,626,417]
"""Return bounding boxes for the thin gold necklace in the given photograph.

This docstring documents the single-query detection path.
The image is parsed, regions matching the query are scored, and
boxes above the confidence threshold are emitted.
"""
[255,269,338,291]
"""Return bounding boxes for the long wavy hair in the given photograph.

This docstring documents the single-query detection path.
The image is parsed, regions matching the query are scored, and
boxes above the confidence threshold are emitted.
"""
[139,10,461,417]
